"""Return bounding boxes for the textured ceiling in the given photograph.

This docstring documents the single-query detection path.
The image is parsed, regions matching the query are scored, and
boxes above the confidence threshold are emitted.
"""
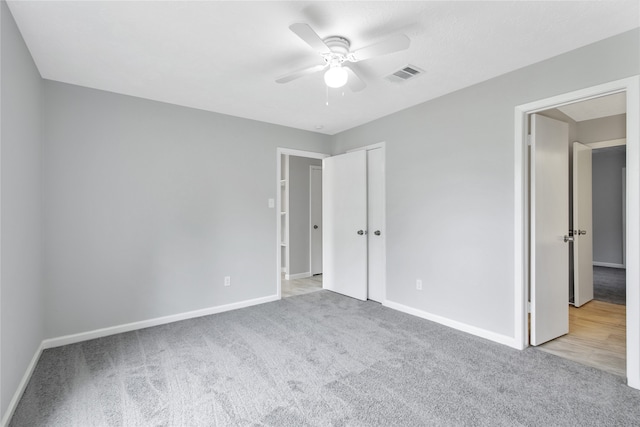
[7,1,640,135]
[558,92,627,122]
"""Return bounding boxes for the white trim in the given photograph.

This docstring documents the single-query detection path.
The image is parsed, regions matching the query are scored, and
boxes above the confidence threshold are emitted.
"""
[284,272,311,280]
[593,262,626,269]
[1,294,280,425]
[384,300,520,349]
[276,148,329,299]
[514,104,528,350]
[587,138,626,149]
[0,2,4,420]
[625,77,639,389]
[1,342,44,427]
[514,76,640,389]
[623,166,627,267]
[281,154,289,277]
[43,295,279,349]
[346,141,385,153]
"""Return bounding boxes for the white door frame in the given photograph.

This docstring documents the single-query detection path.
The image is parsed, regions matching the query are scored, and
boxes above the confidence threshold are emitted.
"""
[346,142,387,303]
[514,76,640,389]
[309,165,322,276]
[276,148,329,298]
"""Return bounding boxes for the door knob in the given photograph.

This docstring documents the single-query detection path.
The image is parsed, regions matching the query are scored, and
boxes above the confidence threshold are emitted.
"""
[313,225,318,229]
[564,235,574,243]
[578,230,587,235]
[357,230,365,235]
[374,230,381,236]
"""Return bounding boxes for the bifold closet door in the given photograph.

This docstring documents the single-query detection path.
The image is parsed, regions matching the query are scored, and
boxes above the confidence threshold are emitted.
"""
[367,148,384,302]
[322,150,368,300]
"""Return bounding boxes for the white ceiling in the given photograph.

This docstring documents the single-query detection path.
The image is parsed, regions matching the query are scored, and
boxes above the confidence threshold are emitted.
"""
[7,1,639,135]
[558,92,627,122]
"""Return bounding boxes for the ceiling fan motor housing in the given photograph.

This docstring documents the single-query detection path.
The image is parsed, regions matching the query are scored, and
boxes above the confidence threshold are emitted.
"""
[322,36,351,65]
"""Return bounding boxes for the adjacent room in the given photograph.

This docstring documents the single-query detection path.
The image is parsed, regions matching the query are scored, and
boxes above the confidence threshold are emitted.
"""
[532,94,628,377]
[2,1,639,425]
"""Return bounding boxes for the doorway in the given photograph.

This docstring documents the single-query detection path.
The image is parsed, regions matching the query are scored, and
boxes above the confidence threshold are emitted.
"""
[514,76,640,389]
[277,149,329,298]
[536,131,629,377]
[281,159,324,298]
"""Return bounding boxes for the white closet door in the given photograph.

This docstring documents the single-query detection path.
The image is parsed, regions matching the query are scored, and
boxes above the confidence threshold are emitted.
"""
[367,148,385,302]
[323,150,368,300]
[530,114,570,346]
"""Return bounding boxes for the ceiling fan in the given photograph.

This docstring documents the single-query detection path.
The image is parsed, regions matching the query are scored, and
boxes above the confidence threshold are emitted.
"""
[276,23,411,92]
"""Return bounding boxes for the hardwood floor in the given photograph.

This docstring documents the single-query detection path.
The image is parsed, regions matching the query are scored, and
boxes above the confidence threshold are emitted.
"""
[282,274,323,298]
[538,300,626,377]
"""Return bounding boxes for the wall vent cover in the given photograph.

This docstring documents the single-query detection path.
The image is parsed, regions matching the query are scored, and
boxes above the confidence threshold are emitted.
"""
[385,65,425,83]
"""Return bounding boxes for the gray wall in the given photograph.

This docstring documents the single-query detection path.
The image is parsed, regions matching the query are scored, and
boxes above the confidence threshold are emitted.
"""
[0,1,44,417]
[42,82,331,338]
[288,156,321,276]
[577,114,626,144]
[1,11,638,420]
[332,29,639,338]
[592,147,626,265]
[578,113,626,266]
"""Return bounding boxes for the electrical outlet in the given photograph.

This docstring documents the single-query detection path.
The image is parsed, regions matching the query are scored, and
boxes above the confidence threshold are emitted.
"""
[416,279,423,291]
[224,276,231,287]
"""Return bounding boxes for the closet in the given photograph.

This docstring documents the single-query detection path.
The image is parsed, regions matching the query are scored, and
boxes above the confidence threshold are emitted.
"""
[323,146,385,302]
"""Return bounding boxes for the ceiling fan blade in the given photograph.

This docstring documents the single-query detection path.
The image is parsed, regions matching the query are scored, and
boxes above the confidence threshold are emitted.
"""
[276,63,327,84]
[289,23,331,54]
[344,66,366,92]
[348,34,410,62]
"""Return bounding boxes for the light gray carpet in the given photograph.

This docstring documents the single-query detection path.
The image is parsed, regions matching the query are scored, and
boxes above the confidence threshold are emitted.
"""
[10,291,640,426]
[594,266,626,305]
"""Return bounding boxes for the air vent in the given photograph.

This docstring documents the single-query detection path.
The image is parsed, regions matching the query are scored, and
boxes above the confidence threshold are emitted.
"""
[385,65,425,83]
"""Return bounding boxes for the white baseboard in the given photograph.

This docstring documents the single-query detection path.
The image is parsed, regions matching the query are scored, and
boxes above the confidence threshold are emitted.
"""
[383,300,521,350]
[593,262,625,269]
[43,294,279,349]
[284,272,311,280]
[2,294,280,425]
[1,342,44,427]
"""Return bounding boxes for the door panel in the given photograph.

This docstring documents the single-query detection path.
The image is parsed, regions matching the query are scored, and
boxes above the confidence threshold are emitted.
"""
[323,151,368,300]
[531,114,570,346]
[573,142,594,307]
[367,148,385,302]
[310,166,322,275]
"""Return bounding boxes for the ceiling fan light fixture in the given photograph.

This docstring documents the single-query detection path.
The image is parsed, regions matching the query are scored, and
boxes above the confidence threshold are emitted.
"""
[324,65,348,88]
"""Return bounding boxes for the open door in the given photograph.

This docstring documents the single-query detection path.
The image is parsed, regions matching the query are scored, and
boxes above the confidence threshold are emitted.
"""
[322,150,368,300]
[573,142,594,307]
[310,166,322,275]
[530,114,570,345]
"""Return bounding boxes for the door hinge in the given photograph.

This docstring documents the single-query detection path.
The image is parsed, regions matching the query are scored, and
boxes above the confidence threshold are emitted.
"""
[527,302,531,313]
[527,135,532,146]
